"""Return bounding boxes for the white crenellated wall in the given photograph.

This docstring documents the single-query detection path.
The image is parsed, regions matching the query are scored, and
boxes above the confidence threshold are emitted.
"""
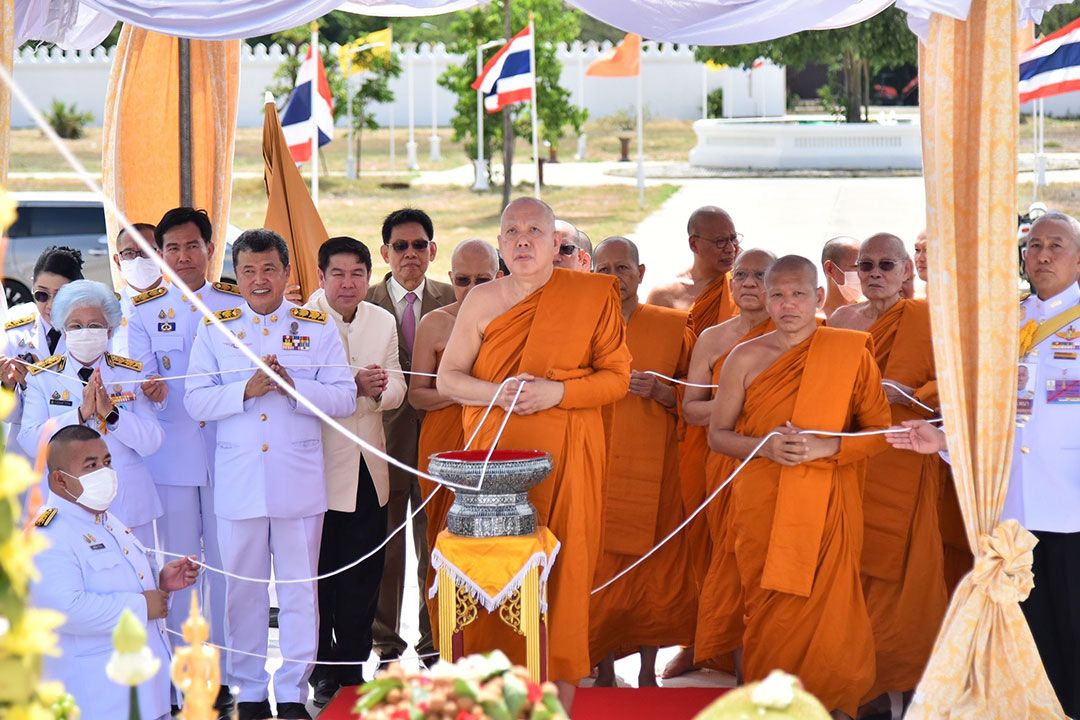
[10,41,786,129]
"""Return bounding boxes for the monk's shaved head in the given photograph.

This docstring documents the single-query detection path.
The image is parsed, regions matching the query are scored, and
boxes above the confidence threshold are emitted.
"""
[593,236,640,265]
[452,238,500,274]
[734,248,776,270]
[765,255,818,291]
[687,206,733,236]
[821,236,859,266]
[502,197,556,232]
[861,233,909,260]
[576,229,593,255]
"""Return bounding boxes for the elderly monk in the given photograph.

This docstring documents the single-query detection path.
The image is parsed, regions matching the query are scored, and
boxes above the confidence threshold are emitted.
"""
[820,236,861,318]
[587,236,696,688]
[438,198,631,702]
[683,249,776,674]
[913,231,928,283]
[710,255,890,719]
[647,206,740,334]
[410,239,502,638]
[827,233,946,709]
[553,219,591,271]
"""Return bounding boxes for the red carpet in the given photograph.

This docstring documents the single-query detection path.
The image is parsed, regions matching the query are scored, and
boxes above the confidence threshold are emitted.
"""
[320,685,729,719]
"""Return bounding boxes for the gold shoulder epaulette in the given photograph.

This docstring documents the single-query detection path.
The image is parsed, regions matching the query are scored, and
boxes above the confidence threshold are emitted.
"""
[132,286,168,306]
[104,353,143,372]
[290,307,327,324]
[28,355,65,375]
[212,281,241,296]
[205,308,242,325]
[4,315,34,331]
[34,507,57,527]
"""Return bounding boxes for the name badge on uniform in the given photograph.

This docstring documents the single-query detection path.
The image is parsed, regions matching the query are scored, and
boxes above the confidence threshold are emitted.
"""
[1017,363,1035,427]
[49,390,72,407]
[109,384,137,405]
[282,335,310,351]
[157,321,176,333]
[83,533,105,550]
[1046,377,1080,404]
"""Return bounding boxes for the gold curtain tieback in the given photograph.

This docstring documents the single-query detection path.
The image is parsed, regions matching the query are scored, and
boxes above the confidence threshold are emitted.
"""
[971,519,1036,604]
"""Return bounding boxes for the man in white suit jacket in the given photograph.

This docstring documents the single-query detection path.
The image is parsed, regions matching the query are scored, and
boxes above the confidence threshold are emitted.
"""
[305,236,407,706]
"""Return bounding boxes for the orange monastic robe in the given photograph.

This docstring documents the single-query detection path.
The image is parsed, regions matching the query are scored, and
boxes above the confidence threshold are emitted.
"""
[589,304,697,662]
[860,298,948,698]
[461,269,631,682]
[731,328,890,716]
[687,273,737,337]
[694,318,775,665]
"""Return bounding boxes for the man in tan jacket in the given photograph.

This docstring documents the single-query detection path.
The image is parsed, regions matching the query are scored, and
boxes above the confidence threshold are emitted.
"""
[307,236,407,706]
[366,209,455,665]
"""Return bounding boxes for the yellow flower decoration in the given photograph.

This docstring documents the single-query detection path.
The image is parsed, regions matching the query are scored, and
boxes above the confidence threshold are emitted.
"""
[0,528,50,592]
[0,454,37,500]
[5,702,55,720]
[1018,319,1038,358]
[0,187,16,234]
[0,388,15,422]
[35,682,65,706]
[0,608,65,657]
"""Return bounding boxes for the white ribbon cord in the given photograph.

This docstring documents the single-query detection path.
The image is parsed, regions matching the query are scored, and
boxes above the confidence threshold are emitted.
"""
[881,380,937,414]
[642,370,718,389]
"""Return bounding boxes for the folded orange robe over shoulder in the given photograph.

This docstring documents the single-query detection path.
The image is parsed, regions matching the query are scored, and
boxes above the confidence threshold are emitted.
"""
[859,298,948,699]
[590,304,697,663]
[730,327,890,717]
[687,273,737,337]
[460,269,631,683]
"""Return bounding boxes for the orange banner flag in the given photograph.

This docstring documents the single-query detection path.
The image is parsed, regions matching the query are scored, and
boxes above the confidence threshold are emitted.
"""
[587,33,641,78]
[262,94,328,301]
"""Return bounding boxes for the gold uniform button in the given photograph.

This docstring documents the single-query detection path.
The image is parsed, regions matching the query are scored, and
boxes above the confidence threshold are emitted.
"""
[253,317,260,325]
[261,443,269,452]
[262,328,269,336]
[190,305,197,312]
[199,421,206,428]
[123,547,129,555]
[270,314,278,323]
[106,525,113,531]
[260,413,267,421]
[1021,446,1030,454]
[138,573,144,580]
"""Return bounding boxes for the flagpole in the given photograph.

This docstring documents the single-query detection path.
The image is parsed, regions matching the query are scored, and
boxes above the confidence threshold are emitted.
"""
[636,62,644,210]
[310,22,320,208]
[407,46,419,170]
[529,15,540,200]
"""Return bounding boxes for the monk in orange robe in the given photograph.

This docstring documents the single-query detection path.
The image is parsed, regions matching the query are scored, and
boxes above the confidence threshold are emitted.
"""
[410,239,503,642]
[438,198,631,701]
[828,233,947,706]
[586,237,697,688]
[683,249,776,672]
[711,255,890,719]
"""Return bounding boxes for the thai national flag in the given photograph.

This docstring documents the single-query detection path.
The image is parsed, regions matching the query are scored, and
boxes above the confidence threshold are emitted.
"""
[472,25,534,114]
[1020,17,1080,104]
[281,44,334,163]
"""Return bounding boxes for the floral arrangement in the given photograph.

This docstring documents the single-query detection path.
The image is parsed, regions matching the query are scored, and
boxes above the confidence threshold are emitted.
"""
[0,187,78,720]
[694,670,830,720]
[354,651,567,720]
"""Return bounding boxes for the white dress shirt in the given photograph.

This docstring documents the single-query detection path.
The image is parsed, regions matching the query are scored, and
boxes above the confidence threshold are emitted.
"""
[387,275,426,339]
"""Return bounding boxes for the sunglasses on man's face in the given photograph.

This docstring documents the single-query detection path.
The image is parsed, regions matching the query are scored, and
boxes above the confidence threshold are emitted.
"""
[857,259,899,273]
[452,275,493,288]
[389,239,430,253]
[558,243,578,257]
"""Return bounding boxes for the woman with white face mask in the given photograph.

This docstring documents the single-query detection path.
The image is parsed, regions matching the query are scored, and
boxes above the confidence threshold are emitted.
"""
[19,279,165,547]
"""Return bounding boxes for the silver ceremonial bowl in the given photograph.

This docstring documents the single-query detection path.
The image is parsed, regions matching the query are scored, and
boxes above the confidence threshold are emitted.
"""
[428,449,552,537]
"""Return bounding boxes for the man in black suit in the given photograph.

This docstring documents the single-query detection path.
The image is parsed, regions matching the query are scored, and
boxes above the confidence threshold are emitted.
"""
[365,208,456,664]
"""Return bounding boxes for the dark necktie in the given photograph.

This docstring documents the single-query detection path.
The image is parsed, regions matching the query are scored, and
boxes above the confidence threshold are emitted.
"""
[46,328,61,354]
[77,367,93,384]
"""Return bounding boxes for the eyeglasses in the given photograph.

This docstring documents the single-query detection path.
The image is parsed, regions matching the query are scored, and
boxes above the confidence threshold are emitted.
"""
[388,239,430,253]
[452,275,493,288]
[692,233,742,250]
[33,290,54,303]
[856,259,899,273]
[732,270,765,283]
[118,249,149,261]
[558,243,578,257]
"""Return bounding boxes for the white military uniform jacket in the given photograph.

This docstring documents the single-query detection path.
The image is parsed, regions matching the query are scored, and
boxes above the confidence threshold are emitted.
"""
[306,289,405,510]
[183,299,357,520]
[19,352,165,528]
[3,304,66,457]
[1005,283,1080,533]
[124,282,241,487]
[31,492,172,720]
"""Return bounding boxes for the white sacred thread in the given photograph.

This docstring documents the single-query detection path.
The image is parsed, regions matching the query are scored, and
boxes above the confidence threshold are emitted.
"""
[880,380,937,414]
[642,370,718,389]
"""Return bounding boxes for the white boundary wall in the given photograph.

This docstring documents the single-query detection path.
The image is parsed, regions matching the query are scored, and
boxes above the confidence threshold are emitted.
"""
[11,41,785,129]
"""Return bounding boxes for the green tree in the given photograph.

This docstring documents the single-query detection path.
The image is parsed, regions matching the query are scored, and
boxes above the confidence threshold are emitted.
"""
[1036,4,1080,35]
[440,0,587,202]
[696,7,916,122]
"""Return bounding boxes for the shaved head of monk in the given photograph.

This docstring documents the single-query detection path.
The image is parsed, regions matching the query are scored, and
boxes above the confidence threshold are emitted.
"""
[553,219,584,270]
[449,239,502,303]
[764,255,822,334]
[593,236,644,304]
[499,197,558,278]
[731,249,776,313]
[913,230,928,282]
[688,206,740,275]
[857,233,912,303]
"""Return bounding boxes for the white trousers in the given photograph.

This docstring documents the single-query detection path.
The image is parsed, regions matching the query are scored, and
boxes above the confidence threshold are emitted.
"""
[157,484,226,672]
[217,514,322,704]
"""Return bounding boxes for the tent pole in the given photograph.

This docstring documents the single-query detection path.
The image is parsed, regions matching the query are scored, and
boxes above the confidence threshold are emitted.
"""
[178,38,193,207]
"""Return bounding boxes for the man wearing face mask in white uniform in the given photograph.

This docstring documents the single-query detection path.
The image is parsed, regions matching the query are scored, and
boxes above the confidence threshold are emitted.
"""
[820,236,862,319]
[31,424,198,720]
[20,280,164,547]
[112,223,164,357]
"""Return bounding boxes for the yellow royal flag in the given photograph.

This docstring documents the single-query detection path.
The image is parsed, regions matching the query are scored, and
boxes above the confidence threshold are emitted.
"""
[339,27,392,77]
[705,59,727,72]
[586,32,641,78]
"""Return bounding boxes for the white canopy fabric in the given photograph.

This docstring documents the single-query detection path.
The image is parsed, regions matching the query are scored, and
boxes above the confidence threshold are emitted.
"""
[10,0,1072,54]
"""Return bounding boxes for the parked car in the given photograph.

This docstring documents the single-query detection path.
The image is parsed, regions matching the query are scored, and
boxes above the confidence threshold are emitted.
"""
[4,192,237,308]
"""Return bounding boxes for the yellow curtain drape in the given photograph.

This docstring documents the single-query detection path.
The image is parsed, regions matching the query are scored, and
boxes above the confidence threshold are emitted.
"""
[101,26,240,288]
[909,1,1064,716]
[0,0,14,188]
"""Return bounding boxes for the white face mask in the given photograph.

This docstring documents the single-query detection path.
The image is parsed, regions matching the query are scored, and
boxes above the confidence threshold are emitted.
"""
[66,328,110,364]
[62,466,118,512]
[120,256,162,291]
[838,271,863,302]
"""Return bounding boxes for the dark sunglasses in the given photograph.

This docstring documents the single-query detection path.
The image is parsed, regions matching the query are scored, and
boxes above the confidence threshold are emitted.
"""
[452,275,493,288]
[558,243,578,256]
[857,259,898,273]
[389,239,430,253]
[33,290,54,303]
